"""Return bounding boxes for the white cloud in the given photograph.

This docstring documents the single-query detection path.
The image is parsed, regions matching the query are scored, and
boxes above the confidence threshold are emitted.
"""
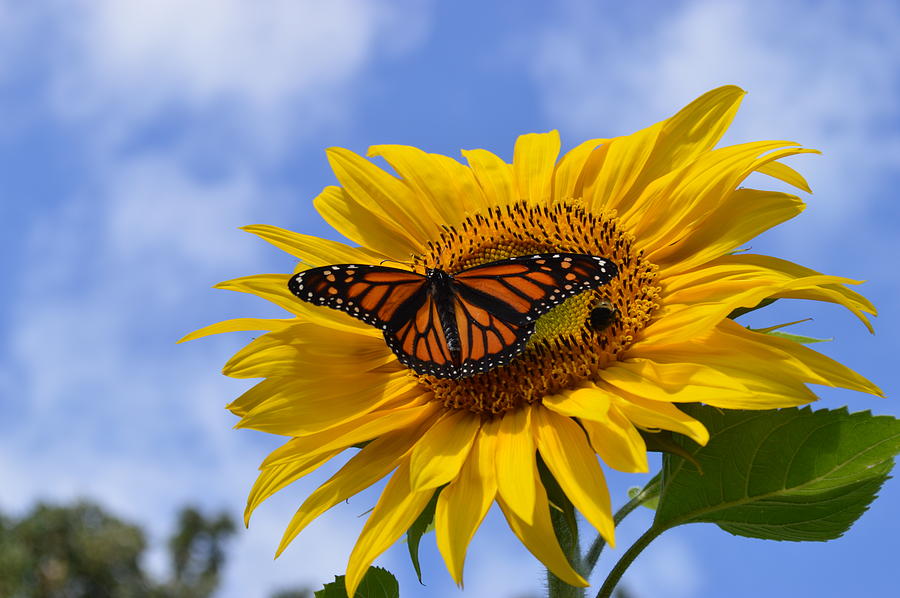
[7,0,431,154]
[0,150,351,594]
[3,154,266,486]
[531,0,900,243]
[104,158,263,271]
[0,1,437,593]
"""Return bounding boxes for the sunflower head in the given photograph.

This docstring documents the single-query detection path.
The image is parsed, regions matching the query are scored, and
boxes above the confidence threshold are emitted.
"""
[183,85,881,595]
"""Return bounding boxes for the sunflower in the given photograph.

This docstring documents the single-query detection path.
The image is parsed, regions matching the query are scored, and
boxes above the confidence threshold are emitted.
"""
[183,86,881,594]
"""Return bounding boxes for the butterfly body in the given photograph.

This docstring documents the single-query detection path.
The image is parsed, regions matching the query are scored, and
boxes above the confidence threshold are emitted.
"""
[288,253,618,379]
[421,268,463,355]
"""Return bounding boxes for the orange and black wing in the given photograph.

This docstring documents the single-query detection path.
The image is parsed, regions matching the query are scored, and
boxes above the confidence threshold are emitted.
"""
[447,253,618,373]
[288,264,426,330]
[383,294,459,378]
[448,293,533,377]
[289,264,457,376]
[452,253,618,324]
[288,254,618,380]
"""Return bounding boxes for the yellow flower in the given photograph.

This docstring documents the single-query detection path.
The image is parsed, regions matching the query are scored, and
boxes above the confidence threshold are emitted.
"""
[183,86,881,594]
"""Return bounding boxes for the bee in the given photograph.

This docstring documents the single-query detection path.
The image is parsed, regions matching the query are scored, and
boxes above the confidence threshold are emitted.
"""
[588,300,618,332]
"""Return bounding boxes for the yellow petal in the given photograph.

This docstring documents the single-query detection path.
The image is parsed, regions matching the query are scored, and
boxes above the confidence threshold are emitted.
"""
[627,143,814,253]
[241,224,385,266]
[544,381,651,473]
[494,405,537,525]
[314,185,421,259]
[215,272,381,334]
[222,332,326,380]
[748,253,878,315]
[513,131,561,204]
[368,144,483,222]
[639,85,745,181]
[643,257,874,345]
[756,159,812,193]
[228,360,396,414]
[599,85,745,217]
[345,459,435,597]
[227,378,280,418]
[586,123,662,214]
[431,152,490,213]
[533,406,615,545]
[611,392,709,446]
[604,357,817,409]
[775,287,875,333]
[462,148,516,207]
[571,142,609,201]
[236,373,419,436]
[276,427,422,556]
[409,409,481,490]
[178,317,294,343]
[245,449,340,526]
[260,401,441,467]
[214,273,302,315]
[214,274,375,333]
[496,483,587,588]
[735,254,876,327]
[435,423,498,585]
[327,147,439,246]
[580,403,649,474]
[653,189,805,274]
[542,385,612,422]
[553,138,607,202]
[716,319,883,397]
[223,323,387,379]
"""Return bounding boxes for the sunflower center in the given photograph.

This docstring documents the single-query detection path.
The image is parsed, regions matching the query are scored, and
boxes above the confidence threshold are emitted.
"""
[410,201,660,415]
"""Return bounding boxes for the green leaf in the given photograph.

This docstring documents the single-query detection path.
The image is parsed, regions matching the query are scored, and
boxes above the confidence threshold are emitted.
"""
[639,429,702,471]
[747,318,830,344]
[654,405,900,542]
[406,489,440,584]
[727,297,777,320]
[761,330,831,344]
[315,567,399,598]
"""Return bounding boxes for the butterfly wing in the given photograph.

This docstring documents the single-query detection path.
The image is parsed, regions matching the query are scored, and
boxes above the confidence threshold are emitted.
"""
[290,264,459,376]
[448,293,533,377]
[453,253,618,324]
[383,293,459,378]
[447,253,618,374]
[288,264,426,330]
[288,254,618,380]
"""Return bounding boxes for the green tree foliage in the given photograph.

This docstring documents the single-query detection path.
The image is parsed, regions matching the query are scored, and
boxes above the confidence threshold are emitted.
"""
[269,590,312,598]
[0,501,148,598]
[164,507,235,598]
[0,500,282,598]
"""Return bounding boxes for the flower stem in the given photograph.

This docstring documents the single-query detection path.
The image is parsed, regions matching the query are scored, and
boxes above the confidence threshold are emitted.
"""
[547,503,585,598]
[584,473,660,574]
[540,457,585,598]
[594,525,664,598]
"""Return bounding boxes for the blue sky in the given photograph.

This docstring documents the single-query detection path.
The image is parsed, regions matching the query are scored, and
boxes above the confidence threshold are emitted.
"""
[1,1,899,596]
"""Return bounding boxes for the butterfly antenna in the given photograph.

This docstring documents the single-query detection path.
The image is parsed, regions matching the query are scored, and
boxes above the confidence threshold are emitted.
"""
[379,258,416,269]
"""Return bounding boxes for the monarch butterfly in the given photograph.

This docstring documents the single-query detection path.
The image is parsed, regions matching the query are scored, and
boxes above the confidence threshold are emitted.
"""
[288,253,618,378]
